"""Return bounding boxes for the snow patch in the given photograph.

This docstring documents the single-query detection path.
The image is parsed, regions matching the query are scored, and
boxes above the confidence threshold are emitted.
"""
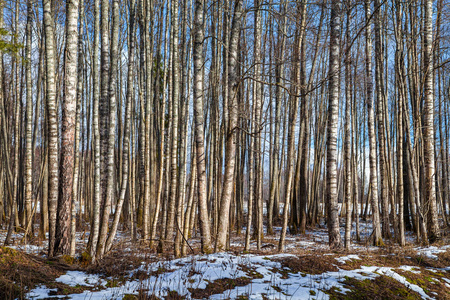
[399,265,421,274]
[335,254,361,264]
[55,271,106,287]
[26,252,443,300]
[415,245,450,260]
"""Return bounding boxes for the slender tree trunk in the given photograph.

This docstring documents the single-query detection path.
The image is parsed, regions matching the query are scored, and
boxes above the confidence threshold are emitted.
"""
[344,0,352,249]
[326,0,342,250]
[43,0,59,257]
[71,0,85,257]
[193,0,212,254]
[55,0,80,256]
[252,0,263,250]
[105,0,136,254]
[99,0,110,202]
[216,0,244,252]
[394,0,406,246]
[365,0,383,246]
[165,0,180,252]
[150,6,169,248]
[298,0,308,234]
[24,0,33,243]
[374,0,390,240]
[278,0,306,252]
[267,0,287,235]
[97,0,119,259]
[89,0,101,260]
[423,0,440,243]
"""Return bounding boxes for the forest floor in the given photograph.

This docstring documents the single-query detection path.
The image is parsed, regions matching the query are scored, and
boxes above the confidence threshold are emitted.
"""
[1,220,449,299]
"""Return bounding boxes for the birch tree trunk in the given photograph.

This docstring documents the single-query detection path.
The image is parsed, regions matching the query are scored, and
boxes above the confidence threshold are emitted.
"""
[43,0,59,257]
[105,0,136,253]
[71,0,85,257]
[268,0,287,235]
[97,0,119,259]
[166,0,180,251]
[215,0,244,252]
[423,0,440,243]
[326,0,342,250]
[344,0,352,249]
[394,0,406,246]
[374,0,390,240]
[89,0,101,260]
[255,0,264,250]
[55,0,80,256]
[99,0,110,199]
[365,0,383,246]
[193,0,212,253]
[24,0,33,243]
[297,0,308,235]
[278,2,304,251]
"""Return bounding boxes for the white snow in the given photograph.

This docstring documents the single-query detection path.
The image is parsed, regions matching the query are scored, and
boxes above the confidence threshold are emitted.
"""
[399,265,421,274]
[415,245,450,260]
[55,271,106,287]
[335,254,361,264]
[25,252,447,300]
[8,244,45,255]
[26,286,57,299]
[8,219,449,300]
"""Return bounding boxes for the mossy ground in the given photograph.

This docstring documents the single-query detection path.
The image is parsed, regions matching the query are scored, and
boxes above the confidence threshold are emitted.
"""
[1,244,449,299]
[0,246,92,299]
[326,275,423,300]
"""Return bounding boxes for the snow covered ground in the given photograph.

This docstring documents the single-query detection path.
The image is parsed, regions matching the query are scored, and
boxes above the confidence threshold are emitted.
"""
[25,251,449,299]
[415,245,450,260]
[2,220,449,299]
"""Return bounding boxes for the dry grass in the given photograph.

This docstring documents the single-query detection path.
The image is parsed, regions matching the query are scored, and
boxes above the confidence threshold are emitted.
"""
[188,277,252,299]
[326,275,423,300]
[0,246,83,299]
[274,254,339,275]
[1,231,449,299]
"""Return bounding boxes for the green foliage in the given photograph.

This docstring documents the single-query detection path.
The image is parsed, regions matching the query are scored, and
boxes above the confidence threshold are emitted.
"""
[0,28,24,57]
[79,251,92,266]
[62,254,75,265]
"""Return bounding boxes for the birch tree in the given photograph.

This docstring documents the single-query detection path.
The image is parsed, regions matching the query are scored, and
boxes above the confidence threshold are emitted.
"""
[365,0,383,246]
[43,0,59,257]
[24,0,33,243]
[423,0,440,243]
[216,0,244,252]
[193,0,212,253]
[326,0,342,250]
[55,0,80,256]
[97,0,120,259]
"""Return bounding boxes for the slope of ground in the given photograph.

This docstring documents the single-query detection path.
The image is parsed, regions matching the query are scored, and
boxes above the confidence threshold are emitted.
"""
[1,222,449,299]
[0,246,99,299]
[13,246,450,300]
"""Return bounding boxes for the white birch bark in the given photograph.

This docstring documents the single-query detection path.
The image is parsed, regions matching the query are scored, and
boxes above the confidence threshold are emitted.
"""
[326,0,342,250]
[89,0,101,260]
[193,0,212,253]
[423,0,440,243]
[105,0,136,253]
[215,0,244,252]
[24,0,33,243]
[365,0,382,246]
[42,0,59,257]
[97,0,119,259]
[55,0,80,256]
